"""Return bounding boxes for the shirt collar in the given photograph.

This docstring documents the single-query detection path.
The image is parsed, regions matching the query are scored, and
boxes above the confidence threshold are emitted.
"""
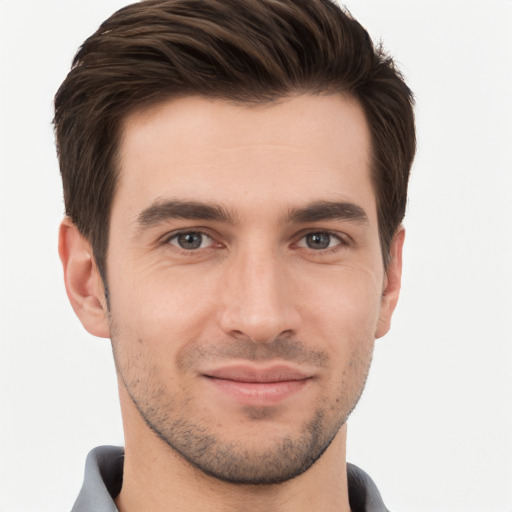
[72,446,389,512]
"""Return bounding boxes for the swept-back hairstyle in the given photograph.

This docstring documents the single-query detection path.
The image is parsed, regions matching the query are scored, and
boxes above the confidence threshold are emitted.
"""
[54,0,415,280]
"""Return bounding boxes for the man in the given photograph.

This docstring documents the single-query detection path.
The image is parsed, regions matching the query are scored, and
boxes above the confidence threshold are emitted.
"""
[54,0,415,510]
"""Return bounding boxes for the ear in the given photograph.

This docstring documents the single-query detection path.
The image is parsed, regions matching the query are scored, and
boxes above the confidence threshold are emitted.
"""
[375,226,405,339]
[58,217,110,338]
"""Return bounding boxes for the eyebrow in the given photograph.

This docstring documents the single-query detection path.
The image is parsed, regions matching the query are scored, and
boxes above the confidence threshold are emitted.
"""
[136,199,236,228]
[135,199,368,229]
[287,200,369,224]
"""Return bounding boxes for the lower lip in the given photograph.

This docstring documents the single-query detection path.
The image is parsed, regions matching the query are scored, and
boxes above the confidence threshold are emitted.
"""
[206,377,309,405]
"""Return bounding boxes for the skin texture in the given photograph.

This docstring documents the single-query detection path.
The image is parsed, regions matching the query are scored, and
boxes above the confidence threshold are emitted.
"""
[59,94,404,512]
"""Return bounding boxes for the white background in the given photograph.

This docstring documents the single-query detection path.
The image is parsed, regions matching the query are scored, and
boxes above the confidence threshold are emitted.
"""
[0,1,511,511]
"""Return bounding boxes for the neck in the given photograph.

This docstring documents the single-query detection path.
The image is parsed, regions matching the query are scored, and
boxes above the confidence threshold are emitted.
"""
[116,387,351,512]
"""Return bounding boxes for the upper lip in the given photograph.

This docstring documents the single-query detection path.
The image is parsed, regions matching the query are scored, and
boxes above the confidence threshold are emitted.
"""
[203,364,311,383]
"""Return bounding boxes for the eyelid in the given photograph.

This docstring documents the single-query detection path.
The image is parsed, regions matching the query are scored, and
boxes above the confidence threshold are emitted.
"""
[170,231,214,249]
[160,226,211,242]
[292,229,353,258]
[293,229,351,249]
[157,227,351,252]
[159,227,220,249]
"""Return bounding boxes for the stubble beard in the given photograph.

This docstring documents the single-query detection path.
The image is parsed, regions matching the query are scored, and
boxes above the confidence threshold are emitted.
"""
[113,332,373,486]
[127,388,343,485]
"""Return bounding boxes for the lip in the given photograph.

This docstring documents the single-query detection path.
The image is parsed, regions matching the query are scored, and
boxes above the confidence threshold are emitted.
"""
[202,364,311,405]
[205,364,310,382]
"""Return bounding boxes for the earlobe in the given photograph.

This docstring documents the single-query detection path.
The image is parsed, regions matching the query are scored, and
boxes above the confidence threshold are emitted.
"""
[375,227,405,339]
[58,218,110,338]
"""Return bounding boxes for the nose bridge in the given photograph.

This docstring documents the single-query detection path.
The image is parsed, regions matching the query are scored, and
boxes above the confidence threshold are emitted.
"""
[219,239,297,343]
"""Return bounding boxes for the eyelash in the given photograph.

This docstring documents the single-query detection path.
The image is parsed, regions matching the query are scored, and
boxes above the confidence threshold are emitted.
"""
[162,230,220,254]
[161,229,350,255]
[293,231,348,253]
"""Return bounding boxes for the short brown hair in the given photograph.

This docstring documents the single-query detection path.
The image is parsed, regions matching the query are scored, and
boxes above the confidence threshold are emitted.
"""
[54,0,415,280]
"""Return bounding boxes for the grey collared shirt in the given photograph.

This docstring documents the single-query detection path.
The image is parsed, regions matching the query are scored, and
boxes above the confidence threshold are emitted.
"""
[72,446,389,512]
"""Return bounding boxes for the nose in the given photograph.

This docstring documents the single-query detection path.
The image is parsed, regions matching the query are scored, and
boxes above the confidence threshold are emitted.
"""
[218,245,300,344]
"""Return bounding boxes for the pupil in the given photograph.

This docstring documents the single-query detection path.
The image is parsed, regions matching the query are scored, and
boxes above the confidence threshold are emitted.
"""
[178,232,202,249]
[307,233,330,249]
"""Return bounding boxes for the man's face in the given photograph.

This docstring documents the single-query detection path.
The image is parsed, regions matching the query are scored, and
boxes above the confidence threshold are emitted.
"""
[105,94,400,484]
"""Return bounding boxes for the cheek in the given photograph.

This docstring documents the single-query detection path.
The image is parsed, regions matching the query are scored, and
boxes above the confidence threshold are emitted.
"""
[107,267,226,399]
[295,266,382,398]
[297,265,383,343]
[109,262,220,338]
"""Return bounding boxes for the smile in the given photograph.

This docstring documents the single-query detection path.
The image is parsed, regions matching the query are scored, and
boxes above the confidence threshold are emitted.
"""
[203,364,312,405]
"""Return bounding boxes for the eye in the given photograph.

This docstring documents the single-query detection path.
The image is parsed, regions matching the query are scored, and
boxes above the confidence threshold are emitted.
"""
[167,231,213,250]
[296,232,343,250]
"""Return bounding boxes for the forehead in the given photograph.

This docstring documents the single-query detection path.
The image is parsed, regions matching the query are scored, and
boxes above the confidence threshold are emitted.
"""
[115,94,375,222]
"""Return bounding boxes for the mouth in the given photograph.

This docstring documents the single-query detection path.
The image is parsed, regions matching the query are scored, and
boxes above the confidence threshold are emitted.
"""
[202,364,312,405]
